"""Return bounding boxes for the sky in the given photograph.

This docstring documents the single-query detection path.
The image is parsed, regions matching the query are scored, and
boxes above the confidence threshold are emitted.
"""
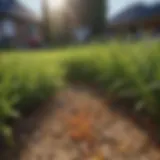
[19,0,159,18]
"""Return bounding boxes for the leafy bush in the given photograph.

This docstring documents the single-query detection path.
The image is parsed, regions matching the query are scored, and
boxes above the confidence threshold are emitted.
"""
[0,41,160,144]
[65,41,160,121]
[0,53,65,142]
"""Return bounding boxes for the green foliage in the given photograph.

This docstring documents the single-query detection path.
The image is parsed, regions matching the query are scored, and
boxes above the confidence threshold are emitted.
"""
[0,40,160,144]
[0,53,65,143]
[65,41,160,120]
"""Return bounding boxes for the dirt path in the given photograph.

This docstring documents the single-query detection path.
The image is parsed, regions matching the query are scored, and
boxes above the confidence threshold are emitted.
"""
[1,87,160,160]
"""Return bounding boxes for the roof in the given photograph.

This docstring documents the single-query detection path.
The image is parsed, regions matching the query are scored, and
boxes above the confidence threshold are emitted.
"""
[109,2,160,26]
[0,0,40,23]
[0,0,14,12]
[9,1,40,23]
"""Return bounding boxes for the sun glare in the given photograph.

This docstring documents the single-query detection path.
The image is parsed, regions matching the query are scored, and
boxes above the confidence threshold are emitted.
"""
[49,0,66,11]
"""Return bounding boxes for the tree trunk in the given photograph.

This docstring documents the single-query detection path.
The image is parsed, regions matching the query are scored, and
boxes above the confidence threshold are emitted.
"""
[42,0,51,43]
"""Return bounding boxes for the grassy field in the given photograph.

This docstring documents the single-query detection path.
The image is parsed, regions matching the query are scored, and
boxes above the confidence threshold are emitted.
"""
[0,40,160,143]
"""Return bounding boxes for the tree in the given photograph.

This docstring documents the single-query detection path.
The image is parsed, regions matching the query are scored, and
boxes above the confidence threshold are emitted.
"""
[42,0,51,43]
[68,0,106,36]
[91,0,106,35]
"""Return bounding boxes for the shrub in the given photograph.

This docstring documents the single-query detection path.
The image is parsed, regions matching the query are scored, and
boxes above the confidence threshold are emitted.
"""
[0,41,160,144]
[65,41,160,121]
[0,54,64,143]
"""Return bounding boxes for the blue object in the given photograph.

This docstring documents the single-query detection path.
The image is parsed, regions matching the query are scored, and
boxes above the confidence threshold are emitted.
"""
[0,0,15,12]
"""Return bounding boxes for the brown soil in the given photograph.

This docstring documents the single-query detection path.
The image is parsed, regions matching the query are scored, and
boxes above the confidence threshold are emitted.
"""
[1,87,160,160]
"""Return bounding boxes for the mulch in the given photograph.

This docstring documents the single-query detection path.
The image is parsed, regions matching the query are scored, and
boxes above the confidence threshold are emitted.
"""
[1,86,160,160]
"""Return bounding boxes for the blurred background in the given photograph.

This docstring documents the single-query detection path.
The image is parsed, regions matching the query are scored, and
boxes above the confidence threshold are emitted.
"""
[0,0,160,48]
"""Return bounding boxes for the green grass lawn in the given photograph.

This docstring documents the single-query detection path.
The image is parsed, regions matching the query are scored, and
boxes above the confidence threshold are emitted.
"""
[0,40,160,143]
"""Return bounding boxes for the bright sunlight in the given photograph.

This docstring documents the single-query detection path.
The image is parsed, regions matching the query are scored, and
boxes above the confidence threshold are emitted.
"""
[49,0,66,11]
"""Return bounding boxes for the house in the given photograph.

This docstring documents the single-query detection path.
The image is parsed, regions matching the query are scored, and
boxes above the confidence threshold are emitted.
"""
[108,2,160,37]
[0,0,41,48]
